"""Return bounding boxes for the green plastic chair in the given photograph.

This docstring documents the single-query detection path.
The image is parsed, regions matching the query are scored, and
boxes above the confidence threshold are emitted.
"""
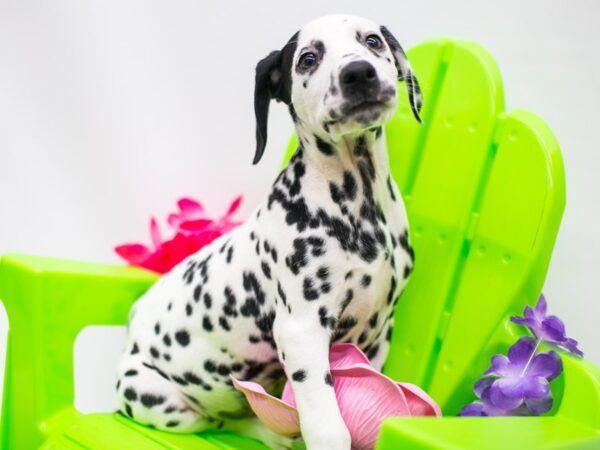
[1,38,599,450]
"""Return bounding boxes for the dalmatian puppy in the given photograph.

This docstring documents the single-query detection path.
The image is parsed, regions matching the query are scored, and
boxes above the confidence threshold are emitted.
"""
[116,14,421,450]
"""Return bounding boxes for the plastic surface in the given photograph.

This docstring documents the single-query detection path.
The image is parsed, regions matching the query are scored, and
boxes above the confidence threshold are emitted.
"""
[1,38,599,449]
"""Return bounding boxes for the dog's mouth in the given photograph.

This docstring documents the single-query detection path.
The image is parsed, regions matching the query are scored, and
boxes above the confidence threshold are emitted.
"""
[344,100,386,116]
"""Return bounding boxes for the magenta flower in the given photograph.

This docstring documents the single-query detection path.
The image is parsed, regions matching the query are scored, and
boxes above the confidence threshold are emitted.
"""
[511,295,583,357]
[115,196,242,274]
[231,344,441,450]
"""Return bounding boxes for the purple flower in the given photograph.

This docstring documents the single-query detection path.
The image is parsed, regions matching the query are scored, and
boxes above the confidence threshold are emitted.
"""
[460,378,531,416]
[511,295,583,357]
[484,337,561,411]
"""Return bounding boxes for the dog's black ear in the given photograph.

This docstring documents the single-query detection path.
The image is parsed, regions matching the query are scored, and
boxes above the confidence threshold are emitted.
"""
[380,25,423,123]
[254,50,283,165]
[253,32,298,165]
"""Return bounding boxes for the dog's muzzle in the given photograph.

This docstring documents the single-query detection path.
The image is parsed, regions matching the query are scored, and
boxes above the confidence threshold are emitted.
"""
[339,60,388,119]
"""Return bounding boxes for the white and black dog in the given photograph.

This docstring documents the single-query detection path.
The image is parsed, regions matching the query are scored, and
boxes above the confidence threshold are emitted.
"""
[116,14,421,450]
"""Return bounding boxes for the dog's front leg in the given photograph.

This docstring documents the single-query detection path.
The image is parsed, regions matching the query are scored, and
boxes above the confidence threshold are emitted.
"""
[273,313,351,450]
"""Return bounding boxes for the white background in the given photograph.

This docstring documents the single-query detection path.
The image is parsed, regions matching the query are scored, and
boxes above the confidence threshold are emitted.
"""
[0,0,599,410]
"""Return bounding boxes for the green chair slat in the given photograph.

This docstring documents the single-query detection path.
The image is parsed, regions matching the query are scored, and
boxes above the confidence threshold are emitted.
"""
[428,109,565,409]
[384,39,505,387]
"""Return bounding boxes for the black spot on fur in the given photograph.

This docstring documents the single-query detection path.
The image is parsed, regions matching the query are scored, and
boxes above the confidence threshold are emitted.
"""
[219,316,231,331]
[286,238,308,275]
[186,303,193,316]
[150,346,159,358]
[369,312,379,328]
[203,315,213,332]
[387,175,397,201]
[130,343,139,355]
[140,393,166,408]
[342,171,357,200]
[317,266,329,279]
[399,229,415,262]
[124,369,138,377]
[175,330,190,347]
[204,360,217,373]
[303,277,320,301]
[277,281,287,306]
[366,343,380,360]
[261,261,272,279]
[292,369,307,382]
[341,289,354,314]
[162,334,171,346]
[226,246,234,264]
[124,387,137,401]
[203,292,212,309]
[325,372,333,386]
[361,274,372,287]
[166,420,179,428]
[318,306,336,329]
[243,271,266,305]
[358,331,368,344]
[386,276,398,305]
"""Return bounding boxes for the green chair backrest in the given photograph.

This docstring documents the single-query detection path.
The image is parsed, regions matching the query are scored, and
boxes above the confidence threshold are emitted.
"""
[1,38,594,450]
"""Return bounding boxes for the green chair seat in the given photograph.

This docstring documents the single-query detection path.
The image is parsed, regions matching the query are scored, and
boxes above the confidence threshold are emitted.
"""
[1,38,599,449]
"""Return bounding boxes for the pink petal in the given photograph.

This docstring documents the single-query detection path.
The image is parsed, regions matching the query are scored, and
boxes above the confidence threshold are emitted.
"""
[177,198,205,220]
[167,213,183,230]
[179,219,214,232]
[150,218,163,249]
[114,244,152,265]
[397,382,442,417]
[330,365,412,450]
[223,195,243,218]
[231,377,300,437]
[280,382,296,408]
[329,343,371,369]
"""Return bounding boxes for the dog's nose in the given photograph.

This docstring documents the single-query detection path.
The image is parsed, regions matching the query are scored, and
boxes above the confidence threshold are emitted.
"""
[339,60,379,99]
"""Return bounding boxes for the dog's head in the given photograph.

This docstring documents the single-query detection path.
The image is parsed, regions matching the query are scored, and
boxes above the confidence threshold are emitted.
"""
[253,14,422,164]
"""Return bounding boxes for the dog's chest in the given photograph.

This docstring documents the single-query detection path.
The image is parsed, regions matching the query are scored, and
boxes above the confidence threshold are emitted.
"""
[267,149,413,350]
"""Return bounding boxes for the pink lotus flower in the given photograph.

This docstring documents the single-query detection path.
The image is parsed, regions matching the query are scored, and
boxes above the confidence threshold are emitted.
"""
[232,343,441,450]
[115,196,242,274]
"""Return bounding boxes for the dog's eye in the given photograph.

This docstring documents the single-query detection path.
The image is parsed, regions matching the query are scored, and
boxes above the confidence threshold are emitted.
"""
[299,52,317,69]
[365,34,383,50]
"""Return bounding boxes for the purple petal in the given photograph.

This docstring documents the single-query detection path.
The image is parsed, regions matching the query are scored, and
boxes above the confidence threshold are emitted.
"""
[529,351,562,381]
[510,316,536,328]
[489,381,525,410]
[525,393,553,415]
[460,402,486,416]
[540,316,566,342]
[521,376,550,399]
[507,337,537,367]
[561,338,584,357]
[535,295,548,316]
[523,305,536,320]
[484,355,510,377]
[493,377,525,399]
[474,377,494,398]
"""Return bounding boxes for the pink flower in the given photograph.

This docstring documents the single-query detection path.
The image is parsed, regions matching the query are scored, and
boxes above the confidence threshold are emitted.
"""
[115,196,242,274]
[232,343,441,450]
